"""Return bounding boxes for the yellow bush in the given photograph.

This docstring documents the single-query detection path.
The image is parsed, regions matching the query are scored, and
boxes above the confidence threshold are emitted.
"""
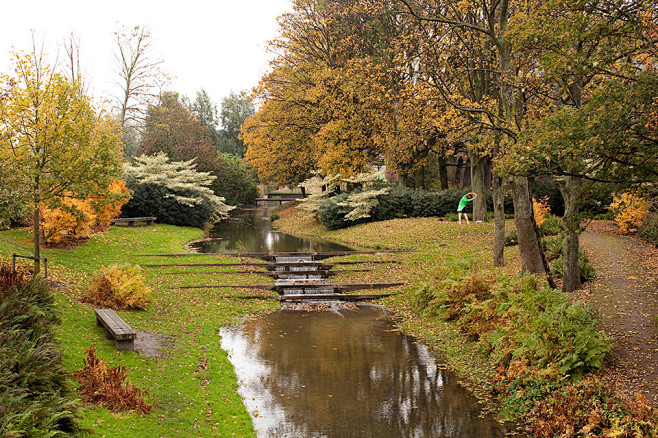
[40,179,131,245]
[533,196,551,228]
[82,264,151,310]
[609,192,649,234]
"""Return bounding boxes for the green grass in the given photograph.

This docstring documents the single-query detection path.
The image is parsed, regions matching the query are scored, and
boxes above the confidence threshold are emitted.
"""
[0,224,278,438]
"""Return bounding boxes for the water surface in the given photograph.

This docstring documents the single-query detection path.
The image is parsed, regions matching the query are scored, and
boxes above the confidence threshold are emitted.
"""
[190,207,352,254]
[221,305,510,438]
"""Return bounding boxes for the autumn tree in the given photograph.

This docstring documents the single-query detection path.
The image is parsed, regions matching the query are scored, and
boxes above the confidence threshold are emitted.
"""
[398,0,553,277]
[501,0,655,291]
[138,91,224,176]
[0,51,124,274]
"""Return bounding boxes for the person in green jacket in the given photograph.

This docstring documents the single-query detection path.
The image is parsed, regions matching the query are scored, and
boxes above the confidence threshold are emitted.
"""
[457,192,477,224]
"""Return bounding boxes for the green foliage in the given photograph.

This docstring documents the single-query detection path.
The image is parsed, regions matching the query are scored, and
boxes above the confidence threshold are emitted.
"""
[505,228,518,246]
[0,278,80,437]
[551,250,596,282]
[212,153,258,207]
[416,267,610,379]
[318,194,352,230]
[376,186,467,221]
[541,235,563,261]
[639,212,658,246]
[82,264,151,310]
[539,213,562,236]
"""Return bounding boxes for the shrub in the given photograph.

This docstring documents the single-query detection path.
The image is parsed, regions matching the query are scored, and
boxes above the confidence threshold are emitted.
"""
[40,179,131,245]
[82,264,151,310]
[609,192,650,234]
[541,235,563,261]
[122,153,234,228]
[318,194,351,230]
[0,277,80,436]
[639,211,658,246]
[122,183,215,228]
[550,250,596,282]
[505,228,518,246]
[74,345,151,414]
[539,213,562,236]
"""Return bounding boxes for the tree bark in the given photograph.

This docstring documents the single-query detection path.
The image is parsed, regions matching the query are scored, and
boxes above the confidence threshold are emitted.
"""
[492,175,506,267]
[32,207,41,276]
[470,151,488,222]
[511,177,545,274]
[558,176,583,292]
[438,156,449,189]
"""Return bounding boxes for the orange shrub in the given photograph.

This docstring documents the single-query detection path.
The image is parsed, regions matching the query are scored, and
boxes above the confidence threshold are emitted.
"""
[533,196,551,228]
[609,192,649,234]
[40,179,131,245]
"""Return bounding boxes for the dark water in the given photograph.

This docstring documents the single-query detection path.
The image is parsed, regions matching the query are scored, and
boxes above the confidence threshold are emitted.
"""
[190,207,352,254]
[221,305,510,438]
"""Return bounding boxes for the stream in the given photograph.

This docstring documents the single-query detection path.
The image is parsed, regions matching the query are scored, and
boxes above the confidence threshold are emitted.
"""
[200,207,512,437]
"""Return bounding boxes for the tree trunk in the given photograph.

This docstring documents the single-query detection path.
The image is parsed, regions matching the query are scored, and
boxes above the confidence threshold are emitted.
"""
[511,177,545,274]
[32,207,41,276]
[470,151,488,222]
[492,176,506,267]
[558,176,583,292]
[438,157,449,189]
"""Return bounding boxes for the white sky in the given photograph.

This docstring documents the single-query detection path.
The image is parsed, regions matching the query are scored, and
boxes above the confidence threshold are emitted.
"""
[0,0,293,107]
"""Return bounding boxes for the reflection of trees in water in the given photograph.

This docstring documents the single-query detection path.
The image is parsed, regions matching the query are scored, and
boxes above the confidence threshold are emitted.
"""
[230,306,505,438]
[192,208,352,254]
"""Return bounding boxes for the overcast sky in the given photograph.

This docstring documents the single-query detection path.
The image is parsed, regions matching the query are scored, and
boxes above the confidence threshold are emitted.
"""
[1,0,293,107]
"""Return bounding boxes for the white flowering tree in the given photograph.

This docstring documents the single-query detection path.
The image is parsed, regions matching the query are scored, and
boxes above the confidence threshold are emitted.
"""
[124,153,234,224]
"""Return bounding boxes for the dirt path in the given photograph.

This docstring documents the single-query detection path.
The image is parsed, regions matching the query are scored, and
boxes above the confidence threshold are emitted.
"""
[580,223,658,404]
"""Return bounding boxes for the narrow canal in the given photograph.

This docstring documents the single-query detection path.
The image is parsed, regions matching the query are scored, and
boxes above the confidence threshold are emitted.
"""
[199,207,512,437]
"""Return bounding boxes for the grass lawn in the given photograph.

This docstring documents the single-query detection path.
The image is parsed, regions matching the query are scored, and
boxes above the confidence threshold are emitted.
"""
[0,224,278,438]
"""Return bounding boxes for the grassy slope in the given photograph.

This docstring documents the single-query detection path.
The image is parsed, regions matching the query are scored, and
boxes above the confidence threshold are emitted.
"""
[273,206,524,403]
[0,224,278,438]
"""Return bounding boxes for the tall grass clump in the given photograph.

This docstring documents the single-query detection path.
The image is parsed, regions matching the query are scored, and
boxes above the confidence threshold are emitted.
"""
[0,268,81,437]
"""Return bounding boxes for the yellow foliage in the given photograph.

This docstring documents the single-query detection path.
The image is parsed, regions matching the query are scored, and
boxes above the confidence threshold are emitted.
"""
[532,196,551,227]
[609,192,650,234]
[82,264,151,310]
[40,179,131,245]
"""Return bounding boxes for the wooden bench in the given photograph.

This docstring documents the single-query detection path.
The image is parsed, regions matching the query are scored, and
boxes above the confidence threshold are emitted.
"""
[110,217,156,227]
[95,309,136,351]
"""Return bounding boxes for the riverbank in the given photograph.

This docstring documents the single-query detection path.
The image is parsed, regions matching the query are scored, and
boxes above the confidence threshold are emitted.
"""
[273,205,658,436]
[0,224,279,437]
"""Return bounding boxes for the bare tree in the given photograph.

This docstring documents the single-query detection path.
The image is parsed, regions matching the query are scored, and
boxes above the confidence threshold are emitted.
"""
[113,25,167,156]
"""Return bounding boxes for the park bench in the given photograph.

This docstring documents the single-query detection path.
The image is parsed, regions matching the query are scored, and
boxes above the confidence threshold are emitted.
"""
[94,309,136,351]
[110,217,156,226]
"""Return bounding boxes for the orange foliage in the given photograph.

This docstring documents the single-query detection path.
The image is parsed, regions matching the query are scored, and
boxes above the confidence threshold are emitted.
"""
[532,196,551,227]
[40,179,131,245]
[609,192,650,234]
[74,345,151,414]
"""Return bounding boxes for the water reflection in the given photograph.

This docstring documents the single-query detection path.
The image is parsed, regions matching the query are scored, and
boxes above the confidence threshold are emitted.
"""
[221,305,508,438]
[190,208,352,254]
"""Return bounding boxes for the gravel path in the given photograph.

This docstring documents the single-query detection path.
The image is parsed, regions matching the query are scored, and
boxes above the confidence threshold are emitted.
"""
[581,223,658,404]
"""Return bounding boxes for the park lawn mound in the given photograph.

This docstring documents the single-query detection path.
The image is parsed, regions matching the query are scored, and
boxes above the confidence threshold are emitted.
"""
[273,205,658,437]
